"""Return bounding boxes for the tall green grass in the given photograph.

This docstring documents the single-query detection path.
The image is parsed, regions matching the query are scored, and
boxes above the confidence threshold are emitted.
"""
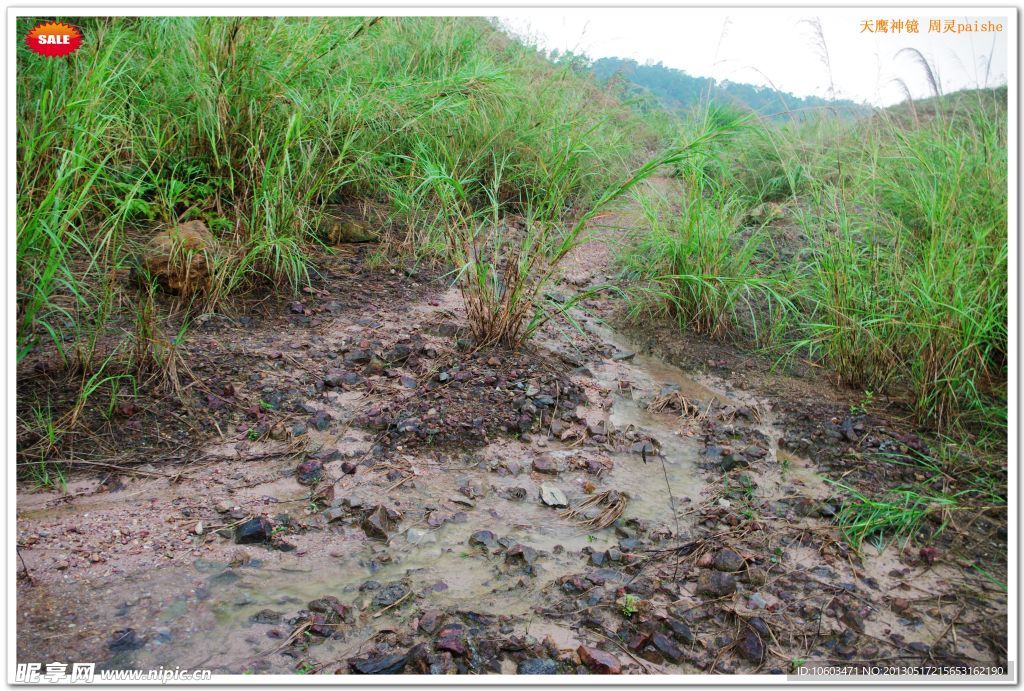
[16,16,659,467]
[618,88,1006,432]
[794,91,1007,429]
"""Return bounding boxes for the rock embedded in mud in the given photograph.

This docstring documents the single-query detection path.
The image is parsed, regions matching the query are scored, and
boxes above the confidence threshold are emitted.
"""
[250,609,283,624]
[308,411,331,431]
[651,632,684,663]
[518,658,558,674]
[235,517,273,544]
[107,628,147,652]
[696,571,737,598]
[349,653,408,675]
[361,505,398,541]
[532,455,561,475]
[713,549,745,573]
[505,543,539,566]
[449,495,475,509]
[668,618,695,644]
[577,645,621,674]
[323,368,347,387]
[736,630,765,663]
[434,623,469,656]
[296,460,324,485]
[539,483,568,508]
[469,530,498,551]
[372,582,410,608]
[418,609,445,635]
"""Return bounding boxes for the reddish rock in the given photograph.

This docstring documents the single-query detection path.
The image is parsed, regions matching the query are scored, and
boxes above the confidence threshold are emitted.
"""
[577,645,621,674]
[418,609,444,635]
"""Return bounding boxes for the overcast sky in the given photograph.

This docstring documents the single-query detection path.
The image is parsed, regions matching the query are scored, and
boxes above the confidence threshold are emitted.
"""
[498,8,1011,106]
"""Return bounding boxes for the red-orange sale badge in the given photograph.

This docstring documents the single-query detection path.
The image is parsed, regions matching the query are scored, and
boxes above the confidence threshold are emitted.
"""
[26,22,82,57]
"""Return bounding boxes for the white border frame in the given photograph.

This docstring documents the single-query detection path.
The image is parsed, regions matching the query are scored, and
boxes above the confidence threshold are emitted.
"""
[5,3,1017,686]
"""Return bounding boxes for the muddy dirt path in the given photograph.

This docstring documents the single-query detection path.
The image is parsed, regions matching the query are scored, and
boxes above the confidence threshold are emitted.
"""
[16,179,1008,675]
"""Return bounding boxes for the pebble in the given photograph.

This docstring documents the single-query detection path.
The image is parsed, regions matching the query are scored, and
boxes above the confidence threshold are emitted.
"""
[517,658,557,674]
[296,460,324,485]
[737,630,766,663]
[532,455,561,475]
[697,570,737,598]
[540,483,568,508]
[713,548,745,572]
[234,517,272,544]
[577,645,621,674]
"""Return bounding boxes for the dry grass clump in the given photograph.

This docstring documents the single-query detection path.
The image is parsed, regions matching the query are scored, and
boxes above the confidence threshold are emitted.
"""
[561,489,629,530]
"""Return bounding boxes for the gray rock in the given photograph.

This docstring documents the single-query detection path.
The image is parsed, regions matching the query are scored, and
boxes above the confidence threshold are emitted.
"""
[372,582,409,608]
[696,570,737,598]
[469,530,498,551]
[651,632,683,662]
[323,369,346,387]
[713,548,745,573]
[668,618,695,644]
[540,483,568,508]
[517,658,557,674]
[234,517,272,544]
[532,455,561,475]
[737,630,765,663]
[505,543,539,565]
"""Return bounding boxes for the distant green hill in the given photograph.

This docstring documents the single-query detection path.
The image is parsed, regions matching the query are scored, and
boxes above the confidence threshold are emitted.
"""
[587,56,869,120]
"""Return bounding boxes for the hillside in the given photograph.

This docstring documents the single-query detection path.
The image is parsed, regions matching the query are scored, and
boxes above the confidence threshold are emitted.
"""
[588,56,869,118]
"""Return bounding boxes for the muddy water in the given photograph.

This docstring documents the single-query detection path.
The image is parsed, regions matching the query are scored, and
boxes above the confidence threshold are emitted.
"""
[18,324,724,674]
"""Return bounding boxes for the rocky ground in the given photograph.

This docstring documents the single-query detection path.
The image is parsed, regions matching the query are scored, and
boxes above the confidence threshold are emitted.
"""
[16,184,1008,676]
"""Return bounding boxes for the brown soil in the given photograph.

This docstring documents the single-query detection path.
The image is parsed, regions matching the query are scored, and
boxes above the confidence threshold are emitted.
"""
[16,181,1008,676]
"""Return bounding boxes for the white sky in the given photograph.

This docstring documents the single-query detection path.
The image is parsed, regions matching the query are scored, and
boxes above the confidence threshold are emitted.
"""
[498,8,1011,106]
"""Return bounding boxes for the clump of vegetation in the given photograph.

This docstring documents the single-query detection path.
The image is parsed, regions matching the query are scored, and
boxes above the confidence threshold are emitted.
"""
[15,16,660,467]
[621,105,793,342]
[794,89,1007,429]
[619,84,1007,432]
